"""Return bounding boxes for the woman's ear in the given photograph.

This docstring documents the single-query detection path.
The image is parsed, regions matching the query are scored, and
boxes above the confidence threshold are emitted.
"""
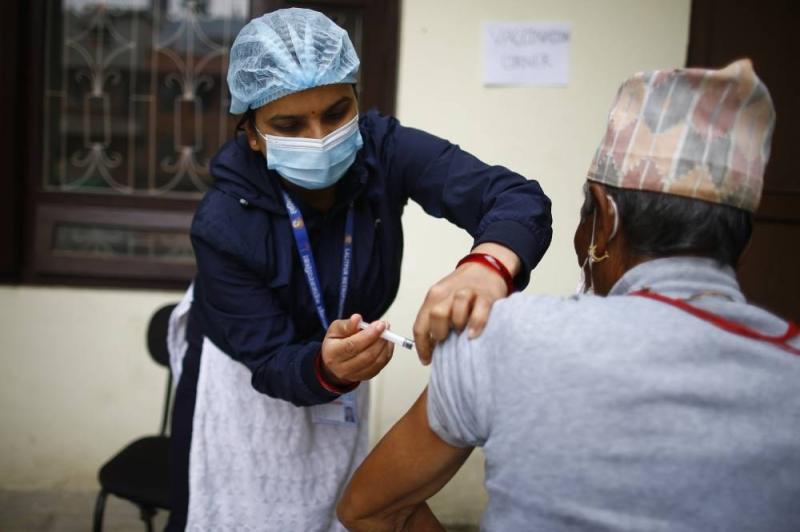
[243,120,261,153]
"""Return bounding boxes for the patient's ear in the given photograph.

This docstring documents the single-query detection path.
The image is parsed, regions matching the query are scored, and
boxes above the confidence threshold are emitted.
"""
[588,183,615,255]
[586,183,634,295]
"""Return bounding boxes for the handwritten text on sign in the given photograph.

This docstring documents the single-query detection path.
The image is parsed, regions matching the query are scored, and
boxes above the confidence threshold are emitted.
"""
[483,22,571,86]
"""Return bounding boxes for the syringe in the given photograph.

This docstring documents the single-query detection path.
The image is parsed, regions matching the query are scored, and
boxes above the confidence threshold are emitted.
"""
[358,320,415,350]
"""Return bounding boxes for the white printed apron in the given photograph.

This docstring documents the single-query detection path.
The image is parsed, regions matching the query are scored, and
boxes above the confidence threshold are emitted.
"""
[168,286,369,531]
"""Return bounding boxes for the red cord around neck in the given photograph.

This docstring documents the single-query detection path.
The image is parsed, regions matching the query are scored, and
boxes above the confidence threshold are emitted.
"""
[631,289,800,356]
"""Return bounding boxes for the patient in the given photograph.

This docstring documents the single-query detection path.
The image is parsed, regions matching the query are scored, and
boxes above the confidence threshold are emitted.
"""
[337,59,800,531]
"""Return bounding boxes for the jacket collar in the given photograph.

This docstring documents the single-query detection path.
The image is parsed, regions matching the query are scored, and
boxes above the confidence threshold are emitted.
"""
[609,257,745,303]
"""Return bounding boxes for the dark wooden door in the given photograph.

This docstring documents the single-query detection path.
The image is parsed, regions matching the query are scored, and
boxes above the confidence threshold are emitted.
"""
[0,0,23,280]
[688,0,800,322]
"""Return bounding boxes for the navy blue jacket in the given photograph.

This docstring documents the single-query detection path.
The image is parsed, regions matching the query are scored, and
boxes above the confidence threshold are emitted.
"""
[190,110,552,406]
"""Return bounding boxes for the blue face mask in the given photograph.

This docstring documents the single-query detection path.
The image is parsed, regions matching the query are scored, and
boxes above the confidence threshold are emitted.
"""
[257,114,363,190]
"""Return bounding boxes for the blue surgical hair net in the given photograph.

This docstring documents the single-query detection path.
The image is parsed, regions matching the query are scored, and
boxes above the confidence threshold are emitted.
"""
[227,8,360,114]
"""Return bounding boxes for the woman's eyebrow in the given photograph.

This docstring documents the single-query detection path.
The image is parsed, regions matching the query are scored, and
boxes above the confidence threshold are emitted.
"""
[324,97,352,113]
[266,96,352,123]
[268,113,302,123]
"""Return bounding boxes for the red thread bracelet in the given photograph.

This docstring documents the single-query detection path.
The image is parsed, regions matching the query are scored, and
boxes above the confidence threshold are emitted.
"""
[314,352,358,395]
[456,253,515,296]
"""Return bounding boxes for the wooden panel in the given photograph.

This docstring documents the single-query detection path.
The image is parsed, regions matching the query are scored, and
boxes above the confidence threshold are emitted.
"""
[34,205,196,282]
[738,220,800,322]
[687,0,800,322]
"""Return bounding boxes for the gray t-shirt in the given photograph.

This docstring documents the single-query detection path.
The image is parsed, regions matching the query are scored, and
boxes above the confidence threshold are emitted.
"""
[428,258,800,531]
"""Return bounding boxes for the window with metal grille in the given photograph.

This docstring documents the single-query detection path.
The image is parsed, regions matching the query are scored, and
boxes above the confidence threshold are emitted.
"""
[2,0,398,288]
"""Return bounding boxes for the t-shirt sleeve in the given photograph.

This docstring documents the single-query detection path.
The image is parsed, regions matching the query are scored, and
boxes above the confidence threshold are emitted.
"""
[427,328,494,448]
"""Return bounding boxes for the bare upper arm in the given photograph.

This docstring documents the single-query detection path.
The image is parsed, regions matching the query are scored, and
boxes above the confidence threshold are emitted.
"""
[337,387,473,531]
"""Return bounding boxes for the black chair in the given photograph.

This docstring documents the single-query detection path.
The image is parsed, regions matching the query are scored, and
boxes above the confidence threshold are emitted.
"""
[92,303,178,532]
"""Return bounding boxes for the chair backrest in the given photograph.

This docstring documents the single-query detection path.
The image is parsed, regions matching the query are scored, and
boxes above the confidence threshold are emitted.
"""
[147,304,177,368]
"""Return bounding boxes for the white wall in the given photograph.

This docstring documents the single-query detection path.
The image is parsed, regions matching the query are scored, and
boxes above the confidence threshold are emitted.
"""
[0,286,181,489]
[0,0,690,525]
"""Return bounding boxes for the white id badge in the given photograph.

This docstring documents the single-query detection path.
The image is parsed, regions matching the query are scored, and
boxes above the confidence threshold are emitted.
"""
[311,390,358,425]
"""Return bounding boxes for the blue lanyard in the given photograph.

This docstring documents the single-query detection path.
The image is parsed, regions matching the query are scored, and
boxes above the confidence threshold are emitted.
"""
[281,190,354,330]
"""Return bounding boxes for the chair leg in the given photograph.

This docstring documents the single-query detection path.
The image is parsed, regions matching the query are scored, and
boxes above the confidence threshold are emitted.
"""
[92,490,108,532]
[139,505,156,532]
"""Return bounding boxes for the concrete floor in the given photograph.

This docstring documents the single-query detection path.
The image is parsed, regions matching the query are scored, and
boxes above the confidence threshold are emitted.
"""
[1,489,164,532]
[0,490,478,531]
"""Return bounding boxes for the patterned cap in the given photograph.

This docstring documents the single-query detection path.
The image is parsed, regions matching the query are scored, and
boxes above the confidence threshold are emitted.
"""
[587,59,775,212]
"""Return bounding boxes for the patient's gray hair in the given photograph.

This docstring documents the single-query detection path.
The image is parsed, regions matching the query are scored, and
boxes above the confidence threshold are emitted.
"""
[580,182,752,267]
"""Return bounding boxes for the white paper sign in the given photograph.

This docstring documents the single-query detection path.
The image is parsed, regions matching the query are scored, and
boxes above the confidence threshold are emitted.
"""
[483,22,571,86]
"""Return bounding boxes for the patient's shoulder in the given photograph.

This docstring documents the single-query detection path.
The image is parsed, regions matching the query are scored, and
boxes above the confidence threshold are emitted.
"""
[478,292,627,356]
[488,292,598,327]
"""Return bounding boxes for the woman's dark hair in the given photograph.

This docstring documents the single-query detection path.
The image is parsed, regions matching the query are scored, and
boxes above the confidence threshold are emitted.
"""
[236,108,256,133]
[233,83,360,135]
[581,183,753,267]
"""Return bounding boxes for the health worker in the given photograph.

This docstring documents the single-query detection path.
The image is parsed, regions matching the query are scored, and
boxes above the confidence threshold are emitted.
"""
[166,8,552,531]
